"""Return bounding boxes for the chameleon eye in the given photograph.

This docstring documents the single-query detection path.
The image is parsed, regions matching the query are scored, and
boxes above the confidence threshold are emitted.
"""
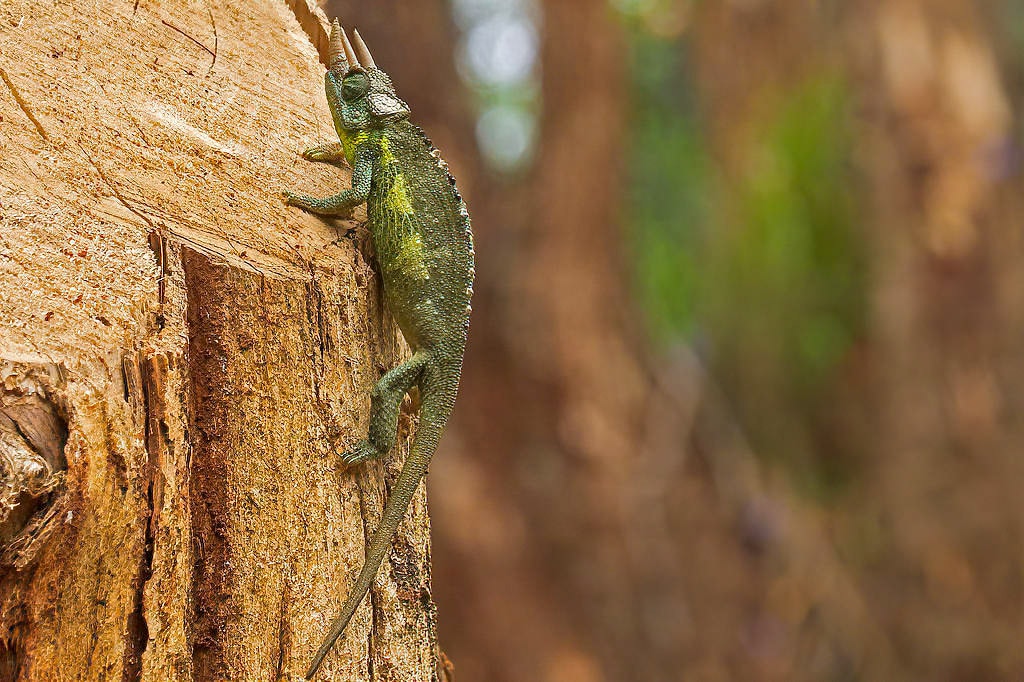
[341,73,369,101]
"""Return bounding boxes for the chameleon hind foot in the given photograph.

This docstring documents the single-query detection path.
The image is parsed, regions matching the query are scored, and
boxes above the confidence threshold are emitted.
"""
[341,439,383,466]
[282,189,356,217]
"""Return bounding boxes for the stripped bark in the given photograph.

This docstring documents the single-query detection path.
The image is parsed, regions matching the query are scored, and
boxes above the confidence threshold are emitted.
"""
[0,1,438,679]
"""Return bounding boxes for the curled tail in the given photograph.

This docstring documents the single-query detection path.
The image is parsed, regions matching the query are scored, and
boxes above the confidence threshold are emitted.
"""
[306,360,461,679]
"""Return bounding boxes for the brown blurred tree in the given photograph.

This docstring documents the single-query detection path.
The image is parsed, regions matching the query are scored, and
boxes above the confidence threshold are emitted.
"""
[328,1,887,681]
[328,0,717,679]
[330,1,1024,681]
[692,0,1024,679]
[851,1,1024,678]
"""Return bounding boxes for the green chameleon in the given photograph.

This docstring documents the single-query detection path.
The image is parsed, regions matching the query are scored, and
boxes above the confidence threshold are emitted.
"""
[284,19,474,680]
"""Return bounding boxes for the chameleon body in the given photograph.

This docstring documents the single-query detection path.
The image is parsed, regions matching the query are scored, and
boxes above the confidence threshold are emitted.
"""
[284,21,474,680]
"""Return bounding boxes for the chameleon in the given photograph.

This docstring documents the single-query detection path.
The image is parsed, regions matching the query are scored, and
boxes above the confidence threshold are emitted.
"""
[283,19,474,680]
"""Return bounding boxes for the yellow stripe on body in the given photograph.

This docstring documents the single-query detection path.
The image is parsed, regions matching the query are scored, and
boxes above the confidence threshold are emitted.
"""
[379,134,397,165]
[377,135,429,280]
[340,130,369,165]
[386,174,415,215]
[379,135,414,216]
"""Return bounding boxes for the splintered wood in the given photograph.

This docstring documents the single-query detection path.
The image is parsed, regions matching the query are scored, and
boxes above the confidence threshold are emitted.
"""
[0,1,437,680]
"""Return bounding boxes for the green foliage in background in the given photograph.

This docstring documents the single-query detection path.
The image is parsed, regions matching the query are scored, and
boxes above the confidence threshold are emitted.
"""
[625,33,709,341]
[997,0,1024,145]
[622,19,865,495]
[702,75,863,398]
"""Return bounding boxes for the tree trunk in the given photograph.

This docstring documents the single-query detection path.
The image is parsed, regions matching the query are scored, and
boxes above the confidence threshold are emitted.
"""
[852,1,1024,678]
[691,1,1024,678]
[0,2,440,680]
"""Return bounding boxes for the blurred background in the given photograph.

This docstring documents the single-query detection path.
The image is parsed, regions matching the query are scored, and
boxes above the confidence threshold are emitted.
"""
[328,1,1024,680]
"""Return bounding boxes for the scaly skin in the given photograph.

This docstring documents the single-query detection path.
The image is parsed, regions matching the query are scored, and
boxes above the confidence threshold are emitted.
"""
[284,23,474,680]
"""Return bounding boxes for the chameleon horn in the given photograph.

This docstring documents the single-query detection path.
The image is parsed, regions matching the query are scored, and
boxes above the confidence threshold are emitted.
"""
[328,19,346,69]
[352,29,377,69]
[340,25,360,68]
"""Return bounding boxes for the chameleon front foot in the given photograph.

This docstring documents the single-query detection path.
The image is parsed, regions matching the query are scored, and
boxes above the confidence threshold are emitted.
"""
[341,439,383,466]
[303,142,347,164]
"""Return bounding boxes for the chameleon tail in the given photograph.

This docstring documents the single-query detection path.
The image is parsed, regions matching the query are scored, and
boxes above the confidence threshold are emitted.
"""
[305,361,461,679]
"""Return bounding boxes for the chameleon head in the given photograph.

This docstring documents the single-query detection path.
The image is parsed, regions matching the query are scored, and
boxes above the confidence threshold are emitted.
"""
[324,19,411,132]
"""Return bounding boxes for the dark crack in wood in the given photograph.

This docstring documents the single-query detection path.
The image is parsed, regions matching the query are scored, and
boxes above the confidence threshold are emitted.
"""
[0,67,50,142]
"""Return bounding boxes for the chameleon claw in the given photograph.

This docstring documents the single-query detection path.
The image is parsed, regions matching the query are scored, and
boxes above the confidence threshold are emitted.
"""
[341,440,382,466]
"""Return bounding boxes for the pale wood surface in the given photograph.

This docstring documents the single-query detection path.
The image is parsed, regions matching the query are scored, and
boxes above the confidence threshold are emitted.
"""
[0,1,437,679]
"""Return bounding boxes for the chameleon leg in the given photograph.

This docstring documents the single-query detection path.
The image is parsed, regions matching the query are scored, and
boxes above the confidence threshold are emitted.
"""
[305,356,462,680]
[284,145,372,216]
[342,351,429,466]
[283,191,359,216]
[303,142,347,164]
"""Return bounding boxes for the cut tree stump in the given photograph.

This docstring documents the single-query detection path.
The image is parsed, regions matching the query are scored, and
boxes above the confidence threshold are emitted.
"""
[0,1,441,680]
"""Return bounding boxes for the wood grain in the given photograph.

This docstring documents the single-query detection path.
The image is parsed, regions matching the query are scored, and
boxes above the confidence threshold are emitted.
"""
[0,1,438,679]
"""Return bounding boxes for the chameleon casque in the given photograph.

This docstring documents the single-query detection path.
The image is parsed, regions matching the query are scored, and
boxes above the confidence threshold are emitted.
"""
[283,19,474,680]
